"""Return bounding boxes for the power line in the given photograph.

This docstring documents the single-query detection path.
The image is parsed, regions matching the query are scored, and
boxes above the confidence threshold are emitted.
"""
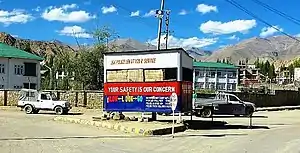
[250,0,300,26]
[224,0,300,42]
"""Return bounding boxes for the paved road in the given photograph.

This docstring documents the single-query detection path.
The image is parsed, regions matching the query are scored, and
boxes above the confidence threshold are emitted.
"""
[1,110,300,153]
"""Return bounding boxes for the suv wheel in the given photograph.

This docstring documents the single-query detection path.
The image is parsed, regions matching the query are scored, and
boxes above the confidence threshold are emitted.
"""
[54,106,64,115]
[201,108,212,118]
[24,105,34,114]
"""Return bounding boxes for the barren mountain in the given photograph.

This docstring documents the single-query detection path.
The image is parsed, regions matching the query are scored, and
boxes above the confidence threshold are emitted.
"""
[203,36,300,65]
[108,38,212,59]
[109,38,156,51]
[0,32,75,57]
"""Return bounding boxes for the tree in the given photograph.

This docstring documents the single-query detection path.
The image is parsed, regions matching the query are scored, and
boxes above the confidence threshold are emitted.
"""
[222,58,226,63]
[261,60,270,75]
[73,26,117,90]
[40,26,118,90]
[254,58,260,68]
[268,64,276,79]
[288,64,294,78]
[226,59,229,64]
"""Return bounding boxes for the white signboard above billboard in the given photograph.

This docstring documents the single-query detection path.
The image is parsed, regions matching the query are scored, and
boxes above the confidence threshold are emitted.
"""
[104,53,179,70]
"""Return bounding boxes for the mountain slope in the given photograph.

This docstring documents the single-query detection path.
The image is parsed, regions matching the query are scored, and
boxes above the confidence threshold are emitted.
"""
[109,38,156,51]
[0,32,75,57]
[203,36,300,64]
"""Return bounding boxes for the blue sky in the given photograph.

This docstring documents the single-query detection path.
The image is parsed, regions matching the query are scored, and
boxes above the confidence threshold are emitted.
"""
[1,0,300,50]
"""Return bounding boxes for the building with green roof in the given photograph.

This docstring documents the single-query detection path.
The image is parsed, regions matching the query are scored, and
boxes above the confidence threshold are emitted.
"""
[0,43,43,89]
[193,61,238,91]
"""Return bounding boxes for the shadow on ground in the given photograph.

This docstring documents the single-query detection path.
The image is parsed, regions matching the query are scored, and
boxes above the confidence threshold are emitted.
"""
[184,120,270,130]
[211,115,268,118]
[176,133,248,138]
[33,112,84,116]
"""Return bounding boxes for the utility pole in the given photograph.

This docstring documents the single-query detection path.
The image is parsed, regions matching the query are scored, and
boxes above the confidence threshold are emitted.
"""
[151,0,165,121]
[156,0,165,50]
[162,10,173,49]
[165,10,170,49]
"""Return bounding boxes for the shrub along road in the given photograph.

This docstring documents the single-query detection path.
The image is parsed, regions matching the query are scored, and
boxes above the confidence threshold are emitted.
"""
[0,110,300,153]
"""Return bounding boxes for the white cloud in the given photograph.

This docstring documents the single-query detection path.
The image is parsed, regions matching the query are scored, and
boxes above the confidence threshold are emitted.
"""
[200,20,257,35]
[57,25,92,38]
[101,5,117,14]
[0,9,33,26]
[228,35,240,40]
[32,6,41,12]
[179,9,188,15]
[130,10,140,17]
[259,26,283,38]
[196,4,217,14]
[62,4,77,10]
[150,35,218,48]
[296,34,300,37]
[42,4,95,23]
[144,10,156,17]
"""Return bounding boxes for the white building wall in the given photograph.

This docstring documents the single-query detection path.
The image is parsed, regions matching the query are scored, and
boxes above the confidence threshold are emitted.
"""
[0,57,41,90]
[294,68,300,82]
[194,68,238,91]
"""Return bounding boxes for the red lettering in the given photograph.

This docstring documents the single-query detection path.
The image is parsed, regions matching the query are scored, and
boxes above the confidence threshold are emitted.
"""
[108,96,118,103]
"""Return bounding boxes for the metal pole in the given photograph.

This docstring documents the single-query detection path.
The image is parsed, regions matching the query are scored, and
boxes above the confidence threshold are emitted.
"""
[156,0,165,50]
[165,11,170,49]
[152,0,165,121]
[44,64,53,90]
[172,109,175,138]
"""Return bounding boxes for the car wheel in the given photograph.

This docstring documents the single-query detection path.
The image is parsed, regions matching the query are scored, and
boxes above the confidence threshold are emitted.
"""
[54,106,64,115]
[201,108,212,118]
[24,105,34,114]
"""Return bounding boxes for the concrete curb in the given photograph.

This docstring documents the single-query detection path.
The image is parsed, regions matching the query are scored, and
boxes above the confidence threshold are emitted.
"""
[256,106,300,112]
[53,116,186,136]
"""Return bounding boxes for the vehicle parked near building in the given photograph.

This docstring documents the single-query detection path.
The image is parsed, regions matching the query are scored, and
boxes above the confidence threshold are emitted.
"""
[193,92,256,118]
[17,89,72,115]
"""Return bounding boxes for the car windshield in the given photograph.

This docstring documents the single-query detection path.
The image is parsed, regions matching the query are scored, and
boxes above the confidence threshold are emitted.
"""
[229,95,240,101]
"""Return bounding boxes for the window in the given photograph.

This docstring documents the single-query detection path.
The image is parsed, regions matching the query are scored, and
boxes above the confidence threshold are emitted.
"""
[23,83,37,89]
[26,92,35,97]
[210,72,216,78]
[14,85,22,89]
[0,64,5,74]
[0,85,4,89]
[24,63,37,76]
[229,95,239,101]
[41,94,48,100]
[227,84,233,90]
[217,83,226,90]
[14,65,24,75]
[195,82,204,89]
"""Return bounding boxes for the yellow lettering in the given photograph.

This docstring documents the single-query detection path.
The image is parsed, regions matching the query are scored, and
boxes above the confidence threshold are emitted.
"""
[110,58,156,65]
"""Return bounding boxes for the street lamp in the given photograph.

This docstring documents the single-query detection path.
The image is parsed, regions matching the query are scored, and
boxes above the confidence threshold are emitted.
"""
[40,61,53,90]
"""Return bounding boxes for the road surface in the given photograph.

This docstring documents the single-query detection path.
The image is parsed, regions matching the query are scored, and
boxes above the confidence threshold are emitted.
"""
[1,110,300,153]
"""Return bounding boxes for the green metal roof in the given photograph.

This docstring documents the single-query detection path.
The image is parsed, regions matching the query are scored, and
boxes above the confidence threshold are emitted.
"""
[0,43,43,61]
[193,61,237,69]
